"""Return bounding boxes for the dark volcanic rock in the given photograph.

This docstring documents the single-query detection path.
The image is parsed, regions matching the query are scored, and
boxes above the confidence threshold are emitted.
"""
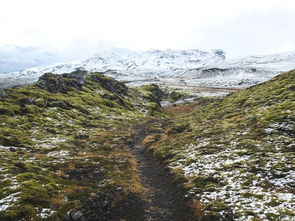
[37,70,88,93]
[36,70,129,96]
[87,73,128,95]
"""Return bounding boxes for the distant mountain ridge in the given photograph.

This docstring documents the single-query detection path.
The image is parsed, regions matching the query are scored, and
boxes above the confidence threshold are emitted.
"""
[181,50,295,87]
[0,48,295,89]
[0,48,225,89]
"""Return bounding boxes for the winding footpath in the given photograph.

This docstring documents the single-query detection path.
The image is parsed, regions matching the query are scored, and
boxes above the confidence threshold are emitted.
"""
[131,123,193,221]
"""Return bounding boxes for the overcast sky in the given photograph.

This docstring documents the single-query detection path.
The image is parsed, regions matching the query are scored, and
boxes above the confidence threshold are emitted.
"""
[1,0,295,72]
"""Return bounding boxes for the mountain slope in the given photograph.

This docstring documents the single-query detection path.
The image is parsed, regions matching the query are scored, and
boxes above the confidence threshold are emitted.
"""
[181,51,295,88]
[147,70,295,220]
[1,48,295,90]
[0,48,225,89]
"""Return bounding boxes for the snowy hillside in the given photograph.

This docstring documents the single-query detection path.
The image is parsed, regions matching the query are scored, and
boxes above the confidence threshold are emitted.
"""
[179,51,295,88]
[0,48,225,89]
[0,48,294,90]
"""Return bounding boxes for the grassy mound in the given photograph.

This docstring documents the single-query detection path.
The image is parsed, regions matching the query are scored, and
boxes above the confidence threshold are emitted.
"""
[149,70,295,220]
[0,72,164,220]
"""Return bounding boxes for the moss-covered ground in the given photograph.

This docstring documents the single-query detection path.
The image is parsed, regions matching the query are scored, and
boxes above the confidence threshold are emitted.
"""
[147,70,295,220]
[0,72,164,220]
[1,70,294,220]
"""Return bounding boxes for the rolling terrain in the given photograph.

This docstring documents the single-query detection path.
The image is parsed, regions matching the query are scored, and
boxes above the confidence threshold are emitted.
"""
[148,70,295,220]
[0,61,294,220]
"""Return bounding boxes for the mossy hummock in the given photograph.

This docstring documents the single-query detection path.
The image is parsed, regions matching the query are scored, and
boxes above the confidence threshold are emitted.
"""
[148,70,295,220]
[0,71,165,220]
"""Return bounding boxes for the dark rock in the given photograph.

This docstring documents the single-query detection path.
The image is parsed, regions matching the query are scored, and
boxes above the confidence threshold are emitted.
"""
[54,101,69,109]
[47,100,72,109]
[213,49,226,58]
[37,71,87,93]
[104,69,127,77]
[168,123,191,134]
[67,167,105,181]
[0,91,9,98]
[71,211,84,221]
[199,68,229,79]
[36,70,128,97]
[80,122,98,128]
[74,134,89,139]
[76,107,90,115]
[65,69,88,78]
[3,137,22,147]
[87,73,128,95]
[56,101,69,109]
[17,97,34,106]
[141,84,165,103]
[14,162,27,171]
[102,94,128,108]
[9,147,17,152]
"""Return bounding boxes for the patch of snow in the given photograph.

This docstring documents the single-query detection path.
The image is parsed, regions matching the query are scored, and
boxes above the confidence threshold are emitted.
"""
[168,138,295,220]
[38,137,67,149]
[0,145,25,151]
[47,150,70,158]
[39,208,56,219]
[0,192,21,212]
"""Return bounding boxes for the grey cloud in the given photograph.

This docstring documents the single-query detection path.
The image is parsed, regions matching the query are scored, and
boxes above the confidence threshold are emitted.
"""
[0,45,61,73]
[0,39,114,73]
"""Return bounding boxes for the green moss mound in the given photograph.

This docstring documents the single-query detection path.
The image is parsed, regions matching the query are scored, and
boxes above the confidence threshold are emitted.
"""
[0,71,164,220]
[150,70,295,220]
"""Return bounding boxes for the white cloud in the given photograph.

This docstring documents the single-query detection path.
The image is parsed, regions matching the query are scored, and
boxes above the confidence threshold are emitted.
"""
[0,0,295,69]
[189,8,295,57]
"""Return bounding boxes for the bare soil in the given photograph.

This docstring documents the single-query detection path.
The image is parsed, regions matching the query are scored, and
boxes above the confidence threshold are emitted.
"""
[131,122,193,221]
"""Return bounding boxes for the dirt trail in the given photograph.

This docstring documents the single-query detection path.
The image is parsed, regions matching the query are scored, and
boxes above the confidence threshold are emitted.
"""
[131,123,193,221]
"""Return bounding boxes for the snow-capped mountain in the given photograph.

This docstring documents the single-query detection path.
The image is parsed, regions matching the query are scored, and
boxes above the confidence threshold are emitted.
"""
[179,51,295,88]
[0,48,225,89]
[0,48,294,90]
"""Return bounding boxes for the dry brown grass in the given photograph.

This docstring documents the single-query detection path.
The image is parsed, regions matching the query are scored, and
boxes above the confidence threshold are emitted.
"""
[50,194,67,206]
[165,103,195,115]
[190,199,205,218]
[142,135,157,147]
